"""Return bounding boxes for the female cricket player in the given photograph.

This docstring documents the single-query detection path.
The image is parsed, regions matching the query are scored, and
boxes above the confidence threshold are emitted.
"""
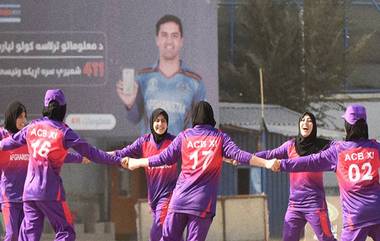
[276,104,380,241]
[255,112,335,241]
[0,101,87,241]
[0,89,123,241]
[125,101,274,241]
[111,108,179,241]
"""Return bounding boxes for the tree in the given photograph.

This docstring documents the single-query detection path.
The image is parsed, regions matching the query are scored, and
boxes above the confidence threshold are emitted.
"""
[303,0,346,102]
[219,0,348,113]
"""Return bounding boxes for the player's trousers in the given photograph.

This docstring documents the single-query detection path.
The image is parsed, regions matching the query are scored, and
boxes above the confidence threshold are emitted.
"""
[160,212,212,241]
[18,200,75,241]
[150,206,169,241]
[1,202,24,241]
[340,223,380,241]
[282,208,336,241]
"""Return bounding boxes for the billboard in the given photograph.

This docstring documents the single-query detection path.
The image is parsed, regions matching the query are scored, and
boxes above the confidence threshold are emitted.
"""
[0,0,218,139]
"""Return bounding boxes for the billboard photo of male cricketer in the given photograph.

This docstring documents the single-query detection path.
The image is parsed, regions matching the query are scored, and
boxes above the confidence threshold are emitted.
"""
[0,1,218,141]
[116,14,206,136]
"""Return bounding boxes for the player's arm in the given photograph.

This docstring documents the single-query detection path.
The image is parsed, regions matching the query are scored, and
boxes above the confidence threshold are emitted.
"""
[280,145,338,172]
[249,155,279,169]
[127,134,182,170]
[223,158,238,166]
[0,126,28,151]
[221,132,253,165]
[63,152,88,164]
[255,140,292,159]
[112,136,143,158]
[148,134,182,167]
[64,128,122,166]
[0,133,9,170]
[221,132,277,169]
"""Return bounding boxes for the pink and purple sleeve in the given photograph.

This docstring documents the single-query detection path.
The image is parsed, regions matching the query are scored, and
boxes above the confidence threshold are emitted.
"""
[0,129,7,140]
[149,134,182,167]
[222,133,252,165]
[0,126,28,151]
[63,128,121,166]
[64,152,83,164]
[0,130,8,171]
[114,136,143,158]
[280,145,338,172]
[255,140,291,159]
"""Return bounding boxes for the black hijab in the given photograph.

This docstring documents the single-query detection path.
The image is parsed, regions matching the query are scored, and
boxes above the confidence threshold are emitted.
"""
[4,101,27,134]
[345,119,368,141]
[295,112,330,156]
[42,101,67,122]
[150,108,169,144]
[192,101,216,127]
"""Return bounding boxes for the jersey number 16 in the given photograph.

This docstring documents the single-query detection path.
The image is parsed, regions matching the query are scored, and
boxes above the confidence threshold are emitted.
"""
[31,140,51,158]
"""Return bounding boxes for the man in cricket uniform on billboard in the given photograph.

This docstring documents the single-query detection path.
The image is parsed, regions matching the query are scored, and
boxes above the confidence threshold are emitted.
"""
[116,14,206,135]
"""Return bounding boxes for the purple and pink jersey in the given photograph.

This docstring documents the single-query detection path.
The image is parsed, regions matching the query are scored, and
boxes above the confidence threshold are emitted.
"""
[256,139,327,210]
[148,124,252,218]
[0,128,29,203]
[0,117,122,202]
[114,133,178,212]
[280,140,380,230]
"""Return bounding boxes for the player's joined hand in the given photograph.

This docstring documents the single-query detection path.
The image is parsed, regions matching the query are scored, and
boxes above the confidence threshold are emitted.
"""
[265,159,281,172]
[121,157,129,169]
[127,158,141,171]
[272,159,281,172]
[82,157,91,164]
[223,158,238,166]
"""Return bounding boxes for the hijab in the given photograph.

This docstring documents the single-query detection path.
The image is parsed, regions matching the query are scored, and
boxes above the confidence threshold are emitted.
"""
[42,101,67,122]
[192,101,216,127]
[345,119,368,141]
[295,112,330,156]
[150,108,169,144]
[4,101,27,134]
